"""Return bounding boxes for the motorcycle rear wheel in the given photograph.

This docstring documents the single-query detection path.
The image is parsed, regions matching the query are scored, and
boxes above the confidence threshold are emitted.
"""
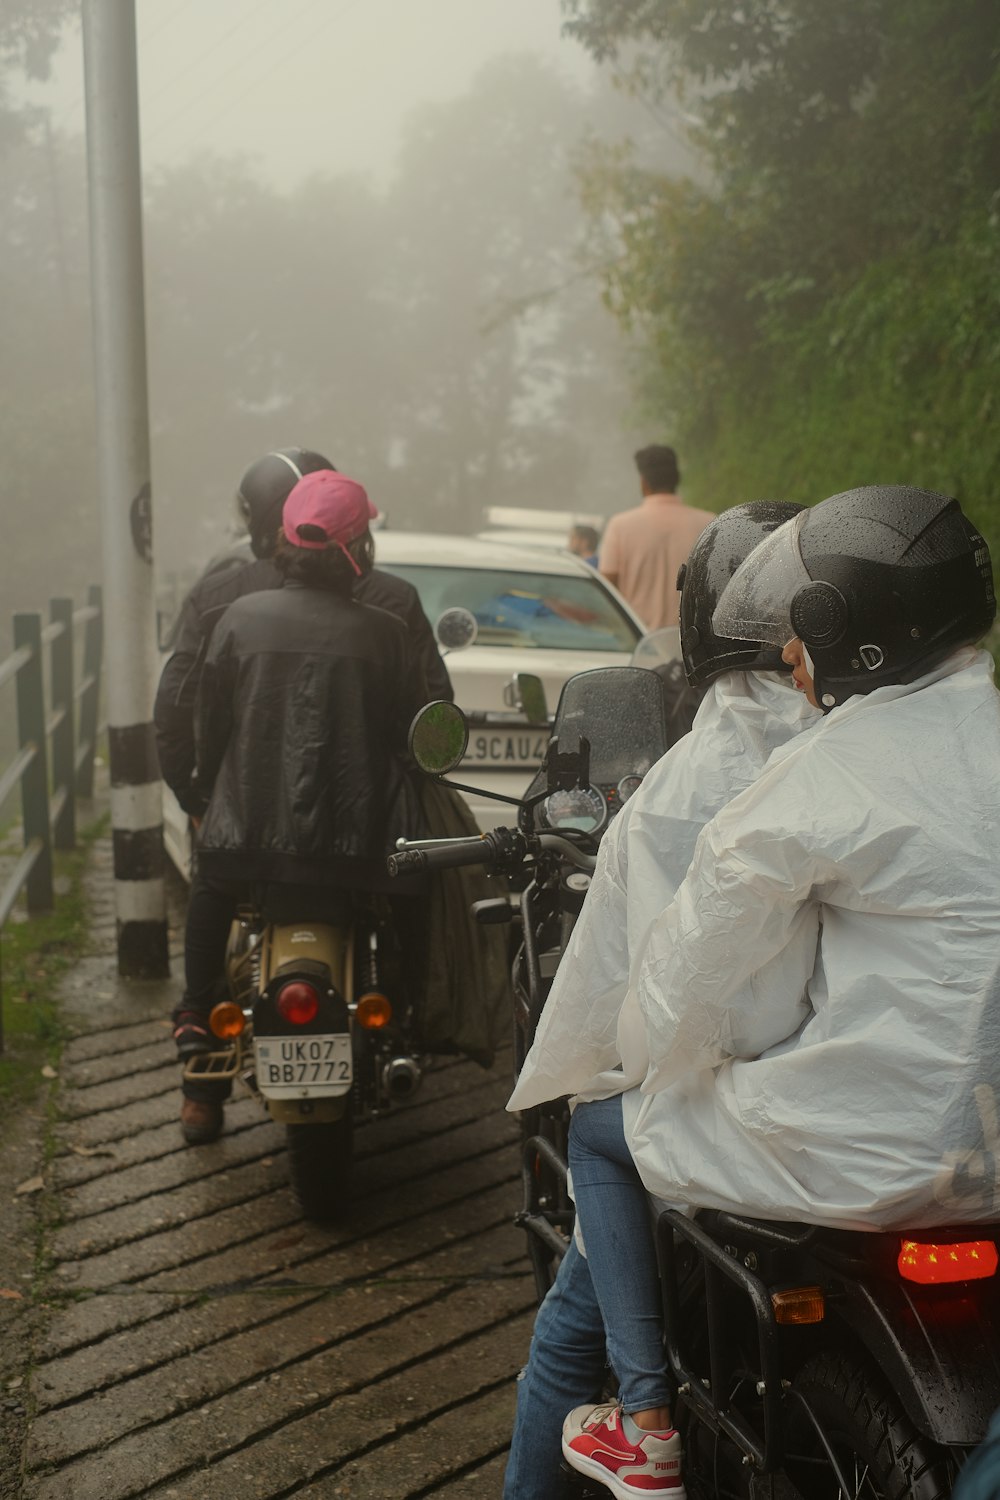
[785,1349,959,1500]
[285,1113,353,1223]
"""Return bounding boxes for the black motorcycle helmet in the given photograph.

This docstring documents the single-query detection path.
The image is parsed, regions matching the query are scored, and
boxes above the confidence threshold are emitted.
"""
[715,485,996,711]
[678,500,805,686]
[236,448,335,558]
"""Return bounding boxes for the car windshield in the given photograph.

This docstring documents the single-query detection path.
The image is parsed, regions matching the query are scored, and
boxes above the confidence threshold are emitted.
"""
[379,564,640,652]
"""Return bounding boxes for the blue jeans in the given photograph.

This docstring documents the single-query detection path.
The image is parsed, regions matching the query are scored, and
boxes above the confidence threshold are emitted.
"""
[503,1239,608,1500]
[954,1408,1000,1500]
[568,1095,671,1413]
[503,1096,670,1499]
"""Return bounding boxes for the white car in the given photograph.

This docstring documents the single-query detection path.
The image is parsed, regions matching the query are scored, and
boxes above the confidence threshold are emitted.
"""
[374,532,645,828]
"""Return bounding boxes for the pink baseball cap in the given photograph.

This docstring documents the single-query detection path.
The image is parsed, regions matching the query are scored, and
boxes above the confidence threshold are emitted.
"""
[282,470,377,575]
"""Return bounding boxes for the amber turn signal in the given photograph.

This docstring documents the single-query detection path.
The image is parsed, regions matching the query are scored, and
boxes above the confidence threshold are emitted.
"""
[771,1286,825,1325]
[209,1001,246,1039]
[898,1239,998,1285]
[356,991,392,1029]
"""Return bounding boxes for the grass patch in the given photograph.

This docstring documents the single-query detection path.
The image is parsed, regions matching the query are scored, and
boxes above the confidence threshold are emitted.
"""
[0,814,108,1119]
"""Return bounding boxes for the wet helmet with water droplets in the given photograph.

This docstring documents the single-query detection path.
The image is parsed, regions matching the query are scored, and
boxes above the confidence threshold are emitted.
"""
[678,500,805,686]
[714,485,996,711]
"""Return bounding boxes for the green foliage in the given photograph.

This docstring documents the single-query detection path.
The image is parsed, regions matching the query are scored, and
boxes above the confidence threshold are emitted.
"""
[567,0,1000,646]
[678,217,1000,662]
[0,817,106,1116]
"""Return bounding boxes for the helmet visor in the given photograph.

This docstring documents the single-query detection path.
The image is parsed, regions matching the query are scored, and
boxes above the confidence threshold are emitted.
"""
[712,511,811,646]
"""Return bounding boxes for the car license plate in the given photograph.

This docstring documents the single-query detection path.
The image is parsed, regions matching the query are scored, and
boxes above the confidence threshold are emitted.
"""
[463,729,549,769]
[254,1034,352,1098]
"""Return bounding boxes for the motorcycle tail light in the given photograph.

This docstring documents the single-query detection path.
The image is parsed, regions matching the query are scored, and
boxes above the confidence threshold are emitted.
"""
[276,981,320,1026]
[898,1239,998,1285]
[771,1286,825,1325]
[209,1001,245,1039]
[356,991,392,1030]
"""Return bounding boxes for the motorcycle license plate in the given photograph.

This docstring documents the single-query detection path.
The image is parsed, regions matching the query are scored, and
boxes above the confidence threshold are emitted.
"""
[463,729,549,769]
[254,1034,352,1098]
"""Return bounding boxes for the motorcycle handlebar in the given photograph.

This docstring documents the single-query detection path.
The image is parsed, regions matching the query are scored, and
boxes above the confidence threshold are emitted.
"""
[388,827,596,878]
[535,833,597,873]
[388,838,496,876]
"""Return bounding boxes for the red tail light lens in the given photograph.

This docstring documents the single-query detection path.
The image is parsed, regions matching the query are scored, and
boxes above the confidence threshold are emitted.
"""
[898,1239,998,1285]
[276,981,320,1026]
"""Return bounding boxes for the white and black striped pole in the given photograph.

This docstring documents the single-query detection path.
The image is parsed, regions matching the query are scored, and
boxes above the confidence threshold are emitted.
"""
[82,0,168,977]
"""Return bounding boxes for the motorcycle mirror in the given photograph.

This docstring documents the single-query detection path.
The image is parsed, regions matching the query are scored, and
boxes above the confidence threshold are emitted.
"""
[631,626,682,670]
[618,773,644,804]
[408,700,470,775]
[435,607,478,652]
[514,672,548,726]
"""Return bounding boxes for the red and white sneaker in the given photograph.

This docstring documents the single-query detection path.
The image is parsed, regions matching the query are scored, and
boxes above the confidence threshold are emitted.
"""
[562,1402,686,1499]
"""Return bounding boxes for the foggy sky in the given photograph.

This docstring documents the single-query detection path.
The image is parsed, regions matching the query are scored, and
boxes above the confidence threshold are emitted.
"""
[17,0,594,187]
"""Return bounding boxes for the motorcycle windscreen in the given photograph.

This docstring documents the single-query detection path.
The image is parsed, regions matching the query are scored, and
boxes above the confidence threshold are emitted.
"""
[526,666,671,800]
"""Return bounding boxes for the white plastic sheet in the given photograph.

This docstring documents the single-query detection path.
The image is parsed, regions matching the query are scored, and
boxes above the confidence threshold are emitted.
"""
[508,669,818,1112]
[626,649,1000,1230]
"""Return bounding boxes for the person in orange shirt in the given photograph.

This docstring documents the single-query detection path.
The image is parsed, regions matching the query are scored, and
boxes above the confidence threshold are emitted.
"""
[600,447,714,629]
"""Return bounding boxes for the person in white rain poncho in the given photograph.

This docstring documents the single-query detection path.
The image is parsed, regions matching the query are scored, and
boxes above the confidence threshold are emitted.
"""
[503,501,818,1500]
[550,485,1000,1500]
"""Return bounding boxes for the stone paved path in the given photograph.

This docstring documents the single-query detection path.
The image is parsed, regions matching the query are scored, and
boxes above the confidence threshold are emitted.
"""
[14,838,530,1498]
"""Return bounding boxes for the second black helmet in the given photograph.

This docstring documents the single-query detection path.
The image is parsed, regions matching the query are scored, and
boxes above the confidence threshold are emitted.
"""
[237,448,335,558]
[678,500,805,686]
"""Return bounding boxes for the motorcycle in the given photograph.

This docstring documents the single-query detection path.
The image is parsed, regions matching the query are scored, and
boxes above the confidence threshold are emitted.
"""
[183,886,422,1222]
[391,662,1000,1498]
[178,608,545,1226]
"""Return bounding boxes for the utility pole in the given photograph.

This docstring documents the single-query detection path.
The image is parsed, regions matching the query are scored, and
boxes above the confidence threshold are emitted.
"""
[82,0,169,978]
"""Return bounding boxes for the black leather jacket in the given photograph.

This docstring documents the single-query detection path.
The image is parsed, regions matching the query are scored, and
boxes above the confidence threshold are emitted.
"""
[195,581,424,890]
[154,547,451,814]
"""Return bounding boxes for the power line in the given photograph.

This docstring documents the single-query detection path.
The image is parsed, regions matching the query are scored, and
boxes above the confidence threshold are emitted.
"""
[51,0,279,133]
[141,0,280,113]
[142,0,200,48]
[145,0,368,151]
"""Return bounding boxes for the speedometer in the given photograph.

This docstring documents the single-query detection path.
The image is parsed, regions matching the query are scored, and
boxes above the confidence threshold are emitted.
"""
[539,786,607,835]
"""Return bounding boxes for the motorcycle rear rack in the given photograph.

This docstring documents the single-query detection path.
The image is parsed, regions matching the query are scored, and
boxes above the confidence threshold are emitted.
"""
[657,1208,785,1474]
[516,1133,573,1300]
[183,1036,244,1082]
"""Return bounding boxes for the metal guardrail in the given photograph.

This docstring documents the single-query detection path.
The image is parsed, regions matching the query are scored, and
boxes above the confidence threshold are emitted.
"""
[0,587,104,1053]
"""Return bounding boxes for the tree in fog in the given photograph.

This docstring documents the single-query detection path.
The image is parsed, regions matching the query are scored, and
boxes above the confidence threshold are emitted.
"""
[379,54,636,531]
[2,35,648,607]
[143,158,395,571]
[562,0,1000,580]
[0,0,96,626]
[0,0,72,142]
[145,53,642,555]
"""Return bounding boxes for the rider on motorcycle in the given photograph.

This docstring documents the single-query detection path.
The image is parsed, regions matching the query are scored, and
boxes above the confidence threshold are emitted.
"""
[154,446,451,818]
[504,500,817,1500]
[527,486,998,1500]
[175,470,428,1144]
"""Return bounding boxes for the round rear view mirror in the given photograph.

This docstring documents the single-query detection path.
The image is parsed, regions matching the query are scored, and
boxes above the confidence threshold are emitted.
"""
[435,607,478,651]
[618,774,644,804]
[515,672,549,726]
[408,701,470,775]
